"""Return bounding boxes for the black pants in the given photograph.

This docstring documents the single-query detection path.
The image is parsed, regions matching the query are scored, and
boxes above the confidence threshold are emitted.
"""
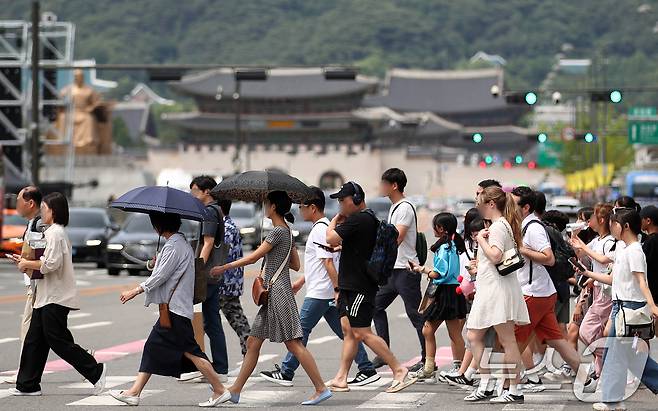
[373,269,426,360]
[17,304,102,393]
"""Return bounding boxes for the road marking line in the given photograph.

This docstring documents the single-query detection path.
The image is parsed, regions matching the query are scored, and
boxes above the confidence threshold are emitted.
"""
[233,390,297,407]
[503,404,566,411]
[61,376,135,389]
[308,335,338,345]
[0,283,138,305]
[68,312,92,319]
[237,354,277,366]
[70,321,112,330]
[67,390,163,406]
[76,280,92,286]
[0,337,19,344]
[357,392,436,409]
[0,389,14,399]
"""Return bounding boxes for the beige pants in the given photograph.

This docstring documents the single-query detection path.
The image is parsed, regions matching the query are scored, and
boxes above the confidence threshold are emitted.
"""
[19,287,34,361]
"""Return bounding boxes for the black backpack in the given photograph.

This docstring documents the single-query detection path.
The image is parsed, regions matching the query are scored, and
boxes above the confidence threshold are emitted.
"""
[363,209,399,286]
[522,220,576,285]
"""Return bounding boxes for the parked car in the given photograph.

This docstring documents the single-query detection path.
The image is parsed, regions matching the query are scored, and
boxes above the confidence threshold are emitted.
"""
[106,213,198,276]
[549,196,581,218]
[67,208,118,268]
[368,197,392,221]
[230,202,262,249]
[1,209,28,257]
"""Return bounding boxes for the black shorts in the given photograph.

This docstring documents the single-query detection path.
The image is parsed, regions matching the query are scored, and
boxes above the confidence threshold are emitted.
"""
[338,290,374,328]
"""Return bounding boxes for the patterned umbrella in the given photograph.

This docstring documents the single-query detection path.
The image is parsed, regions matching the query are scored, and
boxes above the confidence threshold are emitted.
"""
[211,170,314,203]
[110,186,209,221]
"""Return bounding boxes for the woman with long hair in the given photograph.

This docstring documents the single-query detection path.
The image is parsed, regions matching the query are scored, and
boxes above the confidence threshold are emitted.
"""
[463,186,529,404]
[410,213,468,383]
[209,191,331,406]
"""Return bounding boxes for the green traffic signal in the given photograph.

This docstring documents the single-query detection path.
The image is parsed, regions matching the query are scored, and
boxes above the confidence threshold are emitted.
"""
[525,92,538,105]
[537,133,548,143]
[472,133,483,143]
[515,155,523,164]
[584,132,595,143]
[485,155,493,164]
[609,90,622,103]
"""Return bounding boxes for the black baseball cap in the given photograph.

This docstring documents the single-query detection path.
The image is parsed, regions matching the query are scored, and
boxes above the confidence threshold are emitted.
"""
[330,181,363,200]
[640,205,658,224]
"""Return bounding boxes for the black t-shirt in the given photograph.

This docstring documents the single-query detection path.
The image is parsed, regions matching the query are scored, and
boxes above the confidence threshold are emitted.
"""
[643,233,658,301]
[335,210,378,297]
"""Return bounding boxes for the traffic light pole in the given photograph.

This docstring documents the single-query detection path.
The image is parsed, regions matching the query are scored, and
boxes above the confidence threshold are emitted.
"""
[30,0,40,186]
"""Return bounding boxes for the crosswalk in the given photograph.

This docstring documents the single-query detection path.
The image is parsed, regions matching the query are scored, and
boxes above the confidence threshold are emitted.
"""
[57,374,580,408]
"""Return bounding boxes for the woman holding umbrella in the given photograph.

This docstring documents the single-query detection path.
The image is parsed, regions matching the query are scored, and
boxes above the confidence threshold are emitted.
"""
[210,190,332,406]
[106,186,231,406]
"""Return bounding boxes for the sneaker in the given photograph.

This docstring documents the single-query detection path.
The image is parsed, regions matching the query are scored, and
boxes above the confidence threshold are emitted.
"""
[445,373,474,387]
[8,388,42,396]
[520,376,546,393]
[178,371,202,382]
[544,367,575,382]
[437,366,460,383]
[371,356,386,369]
[408,361,424,373]
[411,368,437,384]
[583,376,599,393]
[109,390,140,406]
[490,390,524,403]
[259,365,293,387]
[347,369,381,386]
[93,363,107,395]
[593,402,627,411]
[464,389,494,402]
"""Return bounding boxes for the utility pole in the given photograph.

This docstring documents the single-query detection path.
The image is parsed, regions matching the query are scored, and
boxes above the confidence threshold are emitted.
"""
[30,0,40,185]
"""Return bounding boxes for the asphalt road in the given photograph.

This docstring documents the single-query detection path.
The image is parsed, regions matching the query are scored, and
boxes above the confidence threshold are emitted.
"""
[1,255,658,410]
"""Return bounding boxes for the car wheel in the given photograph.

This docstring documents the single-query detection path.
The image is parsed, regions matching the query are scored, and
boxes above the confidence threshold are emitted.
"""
[108,268,121,276]
[128,269,142,276]
[97,260,107,269]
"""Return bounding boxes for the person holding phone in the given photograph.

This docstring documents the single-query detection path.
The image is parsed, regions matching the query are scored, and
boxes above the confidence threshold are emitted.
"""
[260,187,379,388]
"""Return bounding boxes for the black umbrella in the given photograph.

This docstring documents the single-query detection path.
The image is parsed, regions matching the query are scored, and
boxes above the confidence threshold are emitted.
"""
[110,186,209,221]
[211,170,314,204]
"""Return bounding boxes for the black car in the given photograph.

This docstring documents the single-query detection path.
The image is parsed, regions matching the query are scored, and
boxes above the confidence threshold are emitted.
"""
[230,202,262,249]
[67,208,118,268]
[106,213,198,276]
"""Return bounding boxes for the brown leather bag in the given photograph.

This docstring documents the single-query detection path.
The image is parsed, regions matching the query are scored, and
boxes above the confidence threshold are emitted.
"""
[251,229,293,306]
[159,271,186,329]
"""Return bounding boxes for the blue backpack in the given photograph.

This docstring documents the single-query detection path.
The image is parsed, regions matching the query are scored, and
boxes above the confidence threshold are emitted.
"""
[363,209,399,286]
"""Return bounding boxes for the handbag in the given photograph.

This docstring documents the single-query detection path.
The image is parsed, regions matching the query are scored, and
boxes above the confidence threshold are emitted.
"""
[495,219,525,276]
[251,229,293,306]
[418,280,439,315]
[159,270,186,329]
[614,299,655,340]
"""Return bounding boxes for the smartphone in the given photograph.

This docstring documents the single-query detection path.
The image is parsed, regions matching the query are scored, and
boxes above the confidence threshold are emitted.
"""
[6,253,20,262]
[313,242,335,252]
[569,257,587,272]
[577,273,589,288]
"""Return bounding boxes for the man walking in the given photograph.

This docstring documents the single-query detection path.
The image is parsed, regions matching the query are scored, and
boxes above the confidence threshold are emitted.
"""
[372,168,425,371]
[260,187,380,387]
[326,182,416,393]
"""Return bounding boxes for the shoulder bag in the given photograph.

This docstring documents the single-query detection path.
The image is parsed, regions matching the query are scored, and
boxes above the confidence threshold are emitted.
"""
[252,228,293,306]
[495,219,525,276]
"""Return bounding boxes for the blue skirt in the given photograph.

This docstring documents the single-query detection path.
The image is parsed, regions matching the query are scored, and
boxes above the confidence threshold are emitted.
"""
[139,311,209,378]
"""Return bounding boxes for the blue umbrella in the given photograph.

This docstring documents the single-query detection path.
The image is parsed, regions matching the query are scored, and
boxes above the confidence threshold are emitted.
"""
[110,186,209,221]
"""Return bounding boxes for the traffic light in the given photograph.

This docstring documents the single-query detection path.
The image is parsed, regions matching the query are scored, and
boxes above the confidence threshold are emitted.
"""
[537,133,548,143]
[515,155,524,164]
[472,133,483,143]
[484,155,494,165]
[591,89,622,103]
[503,160,512,169]
[505,91,538,105]
[584,132,595,143]
[527,161,537,169]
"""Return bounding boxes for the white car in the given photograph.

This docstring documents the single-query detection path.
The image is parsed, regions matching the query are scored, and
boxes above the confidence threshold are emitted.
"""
[549,196,581,217]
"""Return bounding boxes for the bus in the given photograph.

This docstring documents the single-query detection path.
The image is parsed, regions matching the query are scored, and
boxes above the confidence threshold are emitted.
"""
[625,170,658,206]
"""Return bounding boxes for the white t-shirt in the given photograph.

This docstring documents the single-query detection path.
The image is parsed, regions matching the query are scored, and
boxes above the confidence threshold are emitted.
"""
[388,200,419,269]
[518,215,556,297]
[303,217,339,300]
[587,235,625,288]
[612,241,647,302]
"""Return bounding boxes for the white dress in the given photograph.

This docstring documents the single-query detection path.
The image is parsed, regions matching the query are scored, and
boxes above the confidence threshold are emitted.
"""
[466,217,530,329]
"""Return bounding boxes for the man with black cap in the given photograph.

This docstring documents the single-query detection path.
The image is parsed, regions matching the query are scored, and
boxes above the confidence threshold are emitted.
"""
[324,181,416,393]
[640,205,658,301]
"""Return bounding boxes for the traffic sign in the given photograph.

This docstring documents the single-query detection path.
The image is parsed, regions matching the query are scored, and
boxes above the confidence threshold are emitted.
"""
[629,107,657,119]
[629,121,658,145]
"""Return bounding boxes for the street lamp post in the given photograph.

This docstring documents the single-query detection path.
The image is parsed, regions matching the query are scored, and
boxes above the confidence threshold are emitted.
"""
[233,68,267,173]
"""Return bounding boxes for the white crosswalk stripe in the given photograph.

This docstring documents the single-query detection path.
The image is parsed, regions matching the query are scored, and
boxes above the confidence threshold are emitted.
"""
[0,337,19,344]
[67,390,163,406]
[60,376,136,389]
[357,392,436,408]
[308,335,338,345]
[69,321,113,330]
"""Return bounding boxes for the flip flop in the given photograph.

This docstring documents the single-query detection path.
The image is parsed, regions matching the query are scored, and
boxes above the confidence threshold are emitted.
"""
[385,373,418,393]
[325,382,350,392]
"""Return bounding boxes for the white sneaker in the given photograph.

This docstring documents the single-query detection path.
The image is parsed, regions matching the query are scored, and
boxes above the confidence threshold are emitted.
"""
[93,364,107,395]
[593,402,626,411]
[109,390,140,406]
[178,371,202,381]
[8,388,41,396]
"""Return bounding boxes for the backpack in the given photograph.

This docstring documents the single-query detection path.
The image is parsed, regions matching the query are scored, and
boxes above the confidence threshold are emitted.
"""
[390,201,428,265]
[363,209,399,286]
[522,220,576,286]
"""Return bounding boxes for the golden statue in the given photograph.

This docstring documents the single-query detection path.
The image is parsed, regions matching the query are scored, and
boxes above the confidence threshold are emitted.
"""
[51,69,113,155]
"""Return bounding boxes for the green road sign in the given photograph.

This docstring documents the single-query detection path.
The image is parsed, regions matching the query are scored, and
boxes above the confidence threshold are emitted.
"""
[629,121,658,144]
[537,141,562,168]
[629,106,657,118]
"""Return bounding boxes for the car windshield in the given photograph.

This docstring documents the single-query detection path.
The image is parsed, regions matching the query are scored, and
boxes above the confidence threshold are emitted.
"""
[4,214,28,226]
[123,215,154,233]
[68,210,107,228]
[231,205,254,219]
